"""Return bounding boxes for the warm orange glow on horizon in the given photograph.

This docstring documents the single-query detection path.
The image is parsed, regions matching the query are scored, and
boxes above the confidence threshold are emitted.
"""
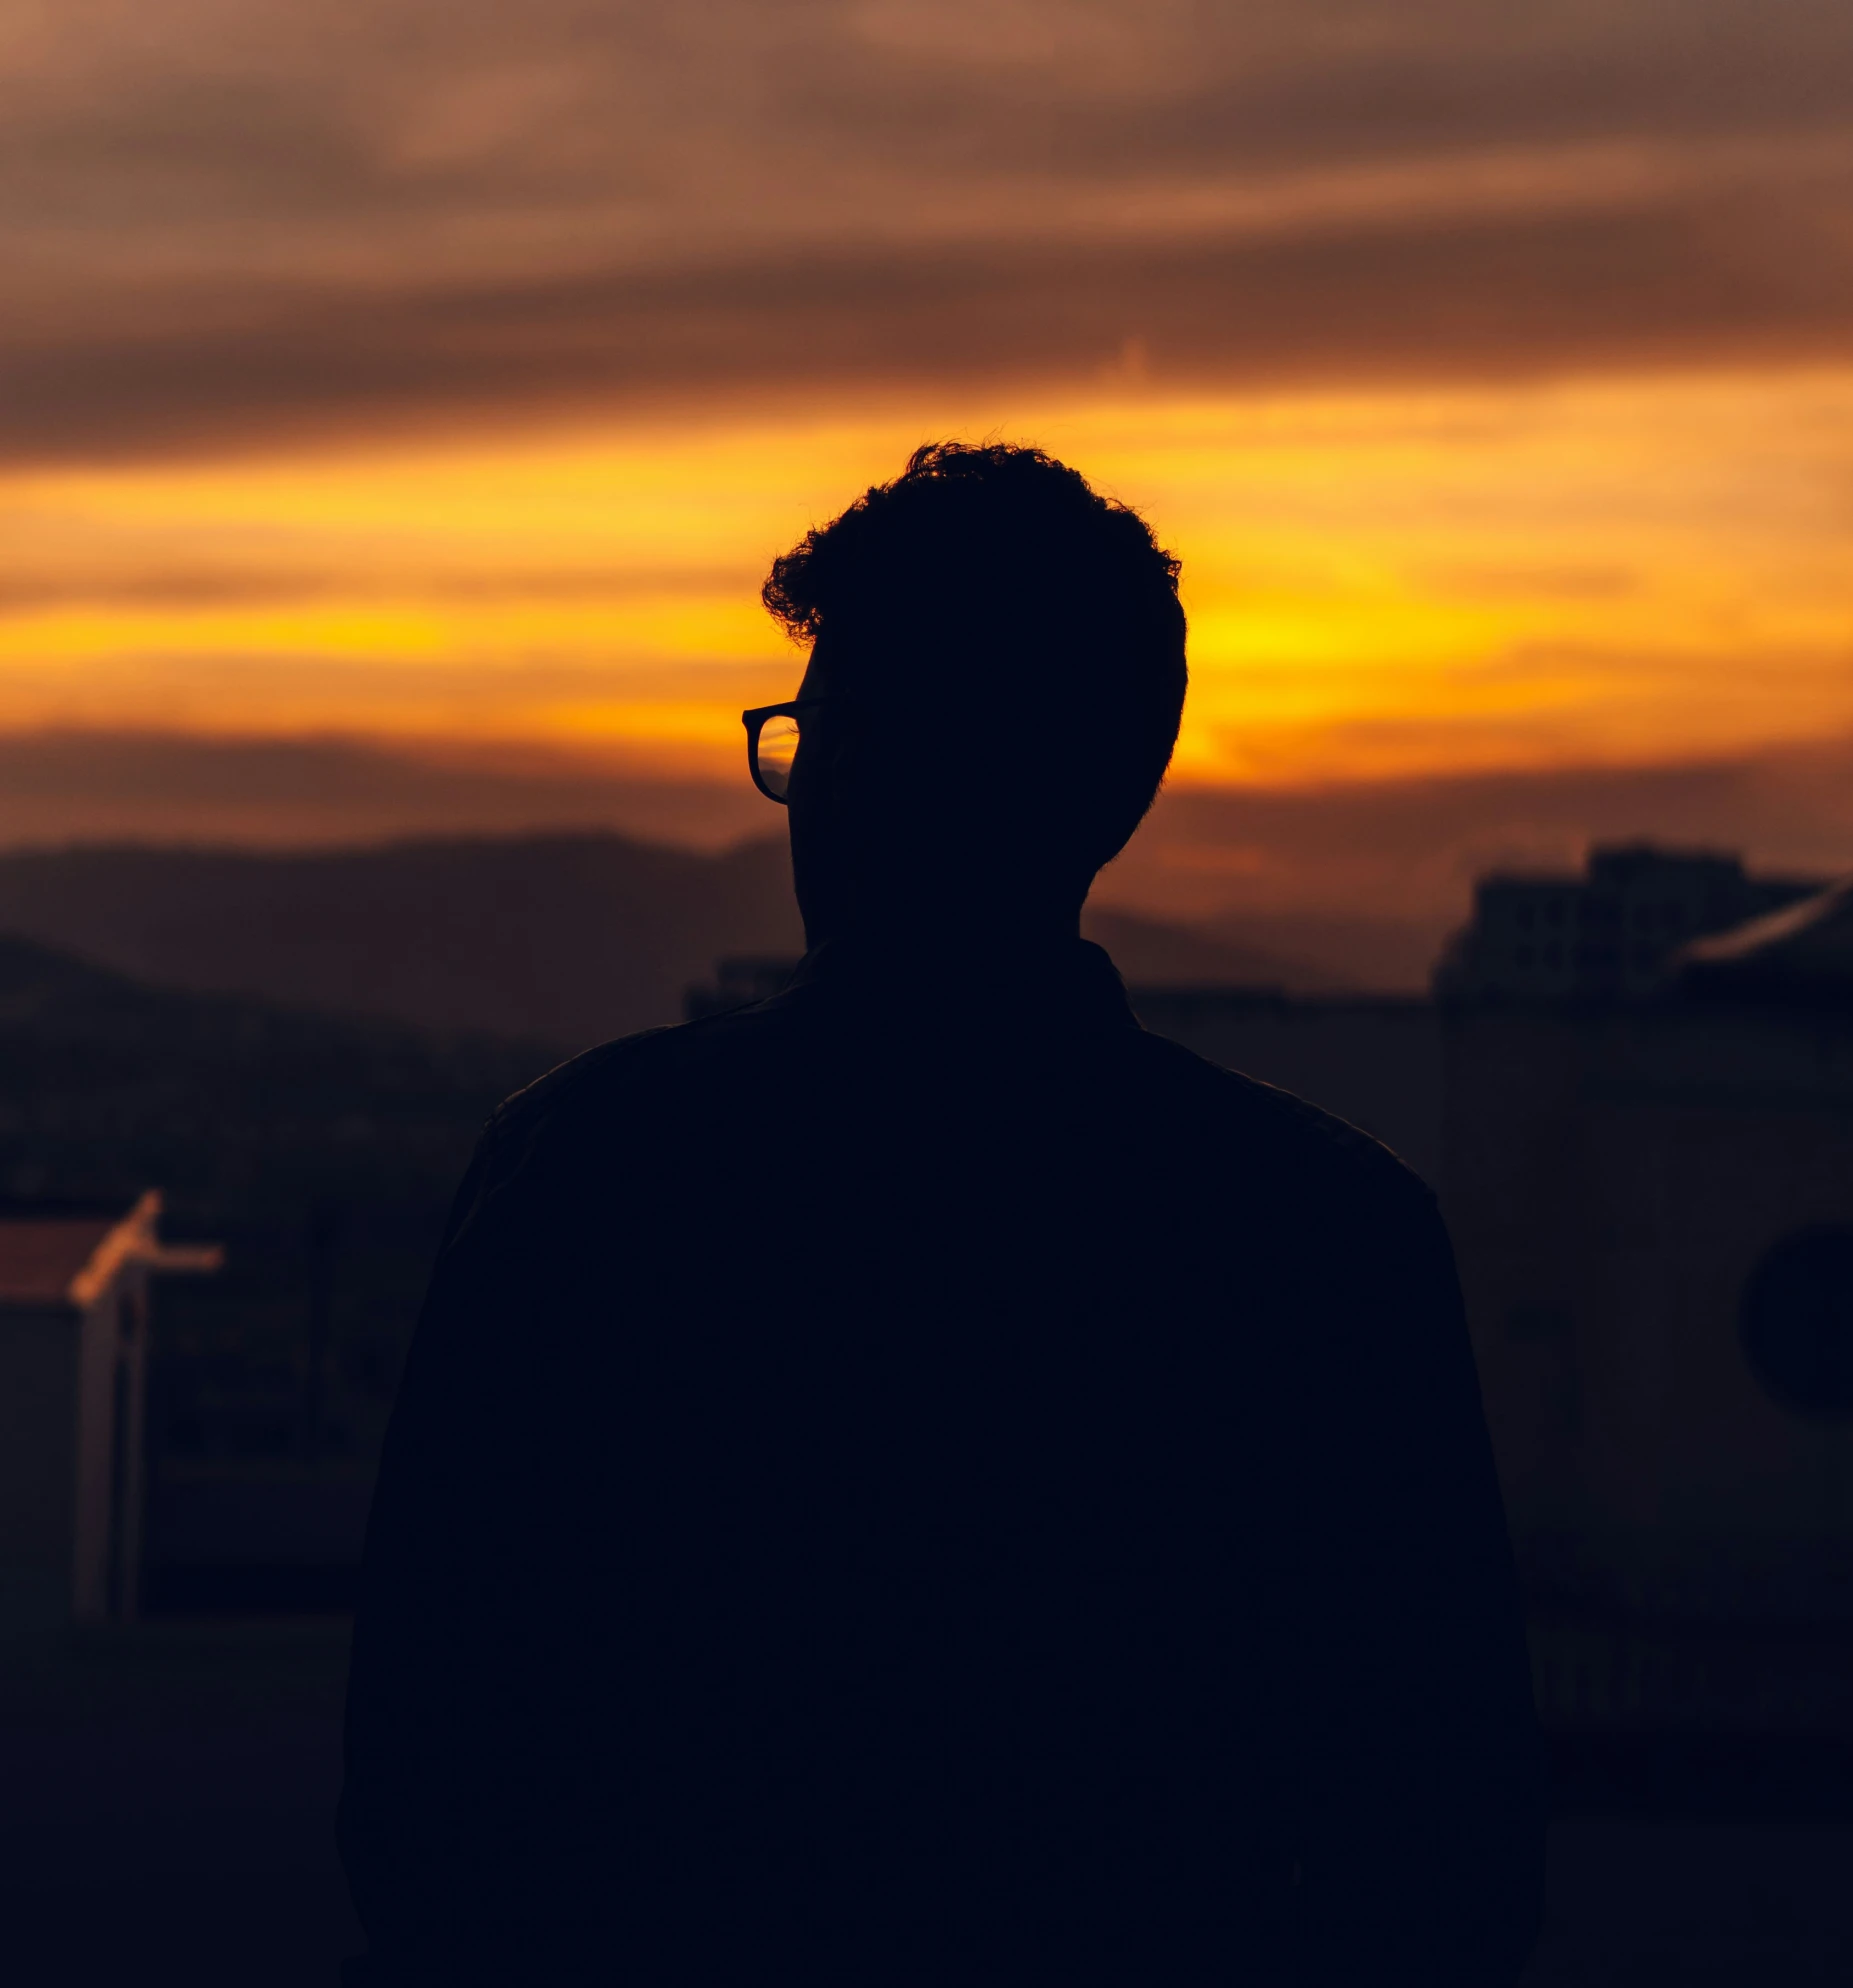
[4,366,1852,786]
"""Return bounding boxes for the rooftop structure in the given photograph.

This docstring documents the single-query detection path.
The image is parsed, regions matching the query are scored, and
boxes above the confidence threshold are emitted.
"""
[1675,876,1853,1002]
[0,1191,219,1628]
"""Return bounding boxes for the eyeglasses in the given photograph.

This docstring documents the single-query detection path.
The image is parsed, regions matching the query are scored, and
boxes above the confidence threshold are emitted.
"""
[742,698,826,804]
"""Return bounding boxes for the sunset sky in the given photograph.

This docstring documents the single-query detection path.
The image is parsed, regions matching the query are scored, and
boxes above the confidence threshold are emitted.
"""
[7,0,1853,816]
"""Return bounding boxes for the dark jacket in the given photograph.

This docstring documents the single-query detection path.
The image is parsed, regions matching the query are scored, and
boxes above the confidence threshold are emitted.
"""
[339,938,1543,1985]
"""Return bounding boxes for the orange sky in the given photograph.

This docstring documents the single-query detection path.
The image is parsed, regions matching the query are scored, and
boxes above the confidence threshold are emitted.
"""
[8,2,1853,816]
[5,365,1852,790]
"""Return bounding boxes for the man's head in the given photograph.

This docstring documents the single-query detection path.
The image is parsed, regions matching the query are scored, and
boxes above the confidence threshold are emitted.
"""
[760,442,1186,946]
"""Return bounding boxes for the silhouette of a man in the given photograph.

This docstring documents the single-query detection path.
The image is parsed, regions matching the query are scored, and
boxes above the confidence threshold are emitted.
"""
[341,444,1544,1985]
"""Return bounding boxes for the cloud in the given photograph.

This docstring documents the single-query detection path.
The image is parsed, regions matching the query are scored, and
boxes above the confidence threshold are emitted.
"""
[0,564,757,612]
[15,191,1853,465]
[0,727,775,851]
[7,1,1853,461]
[1419,563,1641,602]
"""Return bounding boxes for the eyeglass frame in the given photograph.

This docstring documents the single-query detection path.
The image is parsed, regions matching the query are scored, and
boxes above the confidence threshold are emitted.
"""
[741,698,829,805]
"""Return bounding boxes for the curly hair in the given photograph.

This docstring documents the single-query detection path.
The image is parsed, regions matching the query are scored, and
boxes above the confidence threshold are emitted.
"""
[762,441,1186,873]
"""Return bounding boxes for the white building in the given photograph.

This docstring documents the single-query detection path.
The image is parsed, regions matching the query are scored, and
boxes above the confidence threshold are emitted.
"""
[0,1191,219,1628]
[1447,891,1853,1621]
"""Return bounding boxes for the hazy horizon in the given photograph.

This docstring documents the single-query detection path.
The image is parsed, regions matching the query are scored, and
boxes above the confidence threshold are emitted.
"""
[4,724,1850,991]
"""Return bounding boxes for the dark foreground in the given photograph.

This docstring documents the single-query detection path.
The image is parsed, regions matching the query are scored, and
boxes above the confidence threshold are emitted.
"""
[1,1620,1849,1987]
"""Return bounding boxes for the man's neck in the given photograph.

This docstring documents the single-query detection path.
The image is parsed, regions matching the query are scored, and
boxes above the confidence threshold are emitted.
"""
[809,904,1083,961]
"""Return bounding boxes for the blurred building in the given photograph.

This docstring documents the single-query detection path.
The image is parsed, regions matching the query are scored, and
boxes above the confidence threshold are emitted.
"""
[0,1191,219,1629]
[1434,843,1818,1003]
[1447,887,1853,1622]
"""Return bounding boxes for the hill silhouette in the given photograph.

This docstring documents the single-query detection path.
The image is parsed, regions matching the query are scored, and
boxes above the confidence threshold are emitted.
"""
[1078,904,1344,992]
[0,835,801,1047]
[7,732,1853,996]
[0,834,1332,1047]
[0,930,549,1213]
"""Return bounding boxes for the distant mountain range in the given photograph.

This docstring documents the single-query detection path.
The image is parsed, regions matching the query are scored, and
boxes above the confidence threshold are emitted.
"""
[0,930,544,1216]
[0,729,772,855]
[1079,906,1346,996]
[4,729,1852,995]
[0,833,1340,1049]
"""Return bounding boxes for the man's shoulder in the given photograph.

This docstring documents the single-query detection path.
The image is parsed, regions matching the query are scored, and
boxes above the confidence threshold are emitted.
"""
[475,992,1431,1213]
[1126,1025,1434,1208]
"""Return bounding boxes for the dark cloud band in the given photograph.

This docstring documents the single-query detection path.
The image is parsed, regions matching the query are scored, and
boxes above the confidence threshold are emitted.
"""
[9,1,1853,462]
[10,184,1853,464]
